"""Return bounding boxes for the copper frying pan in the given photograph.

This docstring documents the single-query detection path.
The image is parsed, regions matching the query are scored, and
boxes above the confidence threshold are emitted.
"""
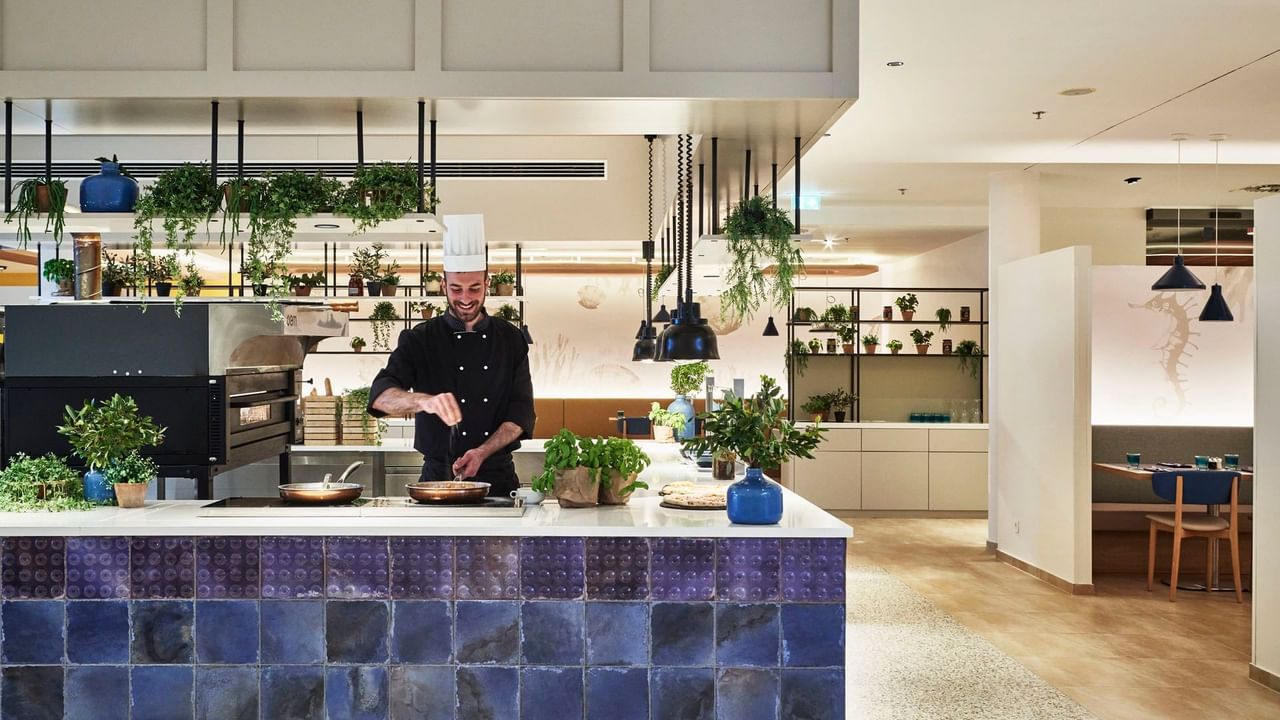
[405,481,491,504]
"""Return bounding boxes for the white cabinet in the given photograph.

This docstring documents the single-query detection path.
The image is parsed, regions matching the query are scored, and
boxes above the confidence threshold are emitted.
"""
[928,451,988,511]
[791,452,861,510]
[861,451,929,510]
[862,428,928,452]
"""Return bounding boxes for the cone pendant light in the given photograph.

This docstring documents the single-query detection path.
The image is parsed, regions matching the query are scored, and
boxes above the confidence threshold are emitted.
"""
[1152,134,1205,291]
[1199,134,1233,322]
[762,316,779,336]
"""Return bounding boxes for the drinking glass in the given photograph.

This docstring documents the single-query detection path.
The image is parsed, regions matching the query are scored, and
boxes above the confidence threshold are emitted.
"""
[1194,455,1209,469]
[1126,452,1141,469]
[1224,453,1240,470]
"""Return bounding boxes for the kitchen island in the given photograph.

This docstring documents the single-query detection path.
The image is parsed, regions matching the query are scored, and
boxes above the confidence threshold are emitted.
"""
[0,482,849,719]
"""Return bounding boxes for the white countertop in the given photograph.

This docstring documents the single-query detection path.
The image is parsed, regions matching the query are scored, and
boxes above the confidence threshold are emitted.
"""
[794,422,988,430]
[290,439,691,455]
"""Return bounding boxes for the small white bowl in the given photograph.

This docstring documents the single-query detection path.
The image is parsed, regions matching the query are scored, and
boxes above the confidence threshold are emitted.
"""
[511,487,544,505]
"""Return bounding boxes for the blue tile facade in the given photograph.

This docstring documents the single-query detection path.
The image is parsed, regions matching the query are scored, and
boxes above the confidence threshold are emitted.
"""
[0,534,844,719]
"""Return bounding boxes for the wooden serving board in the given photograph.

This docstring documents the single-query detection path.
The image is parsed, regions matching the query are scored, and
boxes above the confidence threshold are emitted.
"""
[659,500,726,511]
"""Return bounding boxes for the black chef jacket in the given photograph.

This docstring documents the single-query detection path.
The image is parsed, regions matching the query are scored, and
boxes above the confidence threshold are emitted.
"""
[367,310,536,495]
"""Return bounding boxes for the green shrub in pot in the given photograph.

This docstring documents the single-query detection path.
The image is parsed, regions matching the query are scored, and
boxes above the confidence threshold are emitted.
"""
[910,328,934,354]
[57,394,166,505]
[531,430,651,506]
[860,332,878,354]
[532,429,594,507]
[6,177,68,248]
[720,195,802,320]
[886,339,904,355]
[800,393,834,422]
[43,258,76,295]
[104,450,159,508]
[648,402,687,442]
[894,293,919,320]
[489,269,517,296]
[0,452,92,512]
[954,339,983,379]
[179,262,205,298]
[594,436,651,505]
[335,162,432,232]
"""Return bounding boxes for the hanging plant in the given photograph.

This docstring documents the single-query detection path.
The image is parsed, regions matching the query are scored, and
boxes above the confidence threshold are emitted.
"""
[336,162,435,232]
[369,300,400,350]
[219,177,266,244]
[954,340,983,379]
[5,178,68,248]
[651,264,675,301]
[720,195,802,321]
[785,339,809,376]
[133,164,219,257]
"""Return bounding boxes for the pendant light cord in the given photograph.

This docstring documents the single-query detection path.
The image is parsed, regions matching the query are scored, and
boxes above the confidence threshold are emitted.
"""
[1175,135,1183,259]
[1212,135,1222,283]
[645,135,655,325]
[684,134,694,306]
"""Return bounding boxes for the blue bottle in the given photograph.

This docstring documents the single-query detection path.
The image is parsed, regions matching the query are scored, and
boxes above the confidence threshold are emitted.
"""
[79,160,139,212]
[726,467,783,525]
[668,395,696,440]
[82,469,116,504]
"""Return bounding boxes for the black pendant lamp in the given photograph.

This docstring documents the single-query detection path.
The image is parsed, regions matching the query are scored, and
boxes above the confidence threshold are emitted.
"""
[1199,134,1234,322]
[762,316,779,336]
[1152,134,1205,291]
[653,304,671,324]
[633,135,660,362]
[657,134,719,362]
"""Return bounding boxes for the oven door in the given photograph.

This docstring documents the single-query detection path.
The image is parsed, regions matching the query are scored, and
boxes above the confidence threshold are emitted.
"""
[224,370,297,467]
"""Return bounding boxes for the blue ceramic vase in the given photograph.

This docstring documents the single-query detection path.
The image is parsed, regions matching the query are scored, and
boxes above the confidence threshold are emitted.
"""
[726,466,783,525]
[82,469,116,504]
[79,161,138,212]
[668,395,696,440]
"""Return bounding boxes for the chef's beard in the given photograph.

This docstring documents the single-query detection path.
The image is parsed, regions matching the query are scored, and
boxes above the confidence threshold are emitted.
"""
[450,299,483,324]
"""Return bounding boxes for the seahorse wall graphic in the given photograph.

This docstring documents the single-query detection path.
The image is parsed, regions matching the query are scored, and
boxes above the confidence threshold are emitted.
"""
[1129,292,1199,416]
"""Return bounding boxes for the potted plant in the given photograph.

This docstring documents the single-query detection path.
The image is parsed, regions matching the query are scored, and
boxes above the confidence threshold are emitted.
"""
[0,452,92,512]
[80,155,139,213]
[668,361,709,440]
[490,269,516,296]
[954,340,983,379]
[410,301,442,319]
[133,163,218,255]
[5,178,68,248]
[56,394,166,505]
[350,336,367,353]
[887,339,904,355]
[531,429,596,507]
[103,450,159,509]
[595,436,651,505]
[43,258,76,296]
[895,293,919,322]
[289,271,326,296]
[819,304,850,329]
[335,162,433,232]
[861,333,879,355]
[828,389,857,423]
[147,254,180,297]
[684,375,825,524]
[380,258,402,296]
[936,307,953,332]
[178,262,204,298]
[807,338,822,355]
[910,328,934,355]
[494,303,521,324]
[837,323,859,354]
[422,270,443,295]
[350,243,388,296]
[720,196,803,321]
[370,300,400,350]
[648,402,687,443]
[800,393,834,423]
[786,339,809,376]
[219,177,266,241]
[101,254,135,297]
[791,306,817,323]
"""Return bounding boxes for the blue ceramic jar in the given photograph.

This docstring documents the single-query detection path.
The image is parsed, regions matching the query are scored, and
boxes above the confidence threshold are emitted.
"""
[726,466,783,524]
[79,161,138,212]
[82,469,116,504]
[667,395,696,441]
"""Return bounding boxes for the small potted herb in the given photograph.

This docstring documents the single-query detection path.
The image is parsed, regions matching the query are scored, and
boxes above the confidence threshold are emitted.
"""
[791,306,817,323]
[5,178,68,248]
[43,258,76,296]
[786,339,809,376]
[936,307,952,332]
[104,451,159,509]
[801,393,834,423]
[807,338,822,354]
[531,429,596,507]
[955,340,983,379]
[895,293,919,321]
[861,333,879,355]
[0,452,91,512]
[102,254,135,297]
[887,339,904,355]
[179,262,205,298]
[910,328,934,355]
[422,270,443,295]
[595,436,651,505]
[819,304,850,328]
[837,323,859,354]
[147,254,181,297]
[410,301,442,320]
[381,259,402,296]
[369,301,400,350]
[494,304,521,324]
[56,394,165,505]
[350,243,388,296]
[648,402,687,443]
[490,269,516,296]
[350,336,367,353]
[828,389,856,423]
[289,271,326,296]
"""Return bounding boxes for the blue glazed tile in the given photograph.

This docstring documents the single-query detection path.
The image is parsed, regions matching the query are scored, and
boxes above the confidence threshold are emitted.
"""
[390,537,454,599]
[391,600,452,663]
[585,602,648,666]
[455,537,519,600]
[1,666,63,720]
[782,604,845,668]
[131,600,194,664]
[520,537,585,599]
[649,538,714,601]
[326,600,390,663]
[261,537,325,599]
[65,537,130,599]
[327,537,390,599]
[194,600,260,664]
[66,665,128,720]
[651,667,715,720]
[651,602,714,666]
[196,537,260,599]
[454,601,519,664]
[0,599,64,663]
[781,669,844,720]
[261,665,325,720]
[67,599,129,663]
[521,601,584,665]
[262,600,325,664]
[716,539,780,602]
[781,539,845,602]
[521,667,583,720]
[131,665,194,720]
[586,537,648,600]
[327,666,389,720]
[716,603,780,667]
[130,536,195,599]
[1,536,65,599]
[586,668,648,720]
[455,666,517,720]
[389,665,455,720]
[716,668,779,720]
[195,666,258,720]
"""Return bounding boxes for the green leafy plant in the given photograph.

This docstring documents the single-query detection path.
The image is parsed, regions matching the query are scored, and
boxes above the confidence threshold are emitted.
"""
[807,338,821,353]
[935,307,953,332]
[651,265,674,301]
[836,323,859,344]
[335,162,433,232]
[102,253,137,291]
[56,394,166,470]
[670,361,710,397]
[422,270,443,284]
[792,306,818,322]
[489,270,516,288]
[861,333,879,346]
[684,375,825,470]
[349,243,388,279]
[530,430,650,495]
[895,293,919,313]
[910,328,934,346]
[786,339,810,375]
[800,393,834,417]
[721,196,801,321]
[219,177,267,243]
[179,262,205,297]
[342,386,388,442]
[290,271,326,288]
[103,450,158,485]
[133,163,218,255]
[494,304,521,323]
[43,258,75,283]
[595,436,651,494]
[531,429,584,493]
[350,336,367,350]
[145,254,181,283]
[648,402,688,431]
[0,452,92,512]
[369,300,400,350]
[5,178,68,248]
[827,389,857,413]
[886,339,904,352]
[954,340,983,379]
[409,301,444,318]
[820,304,850,324]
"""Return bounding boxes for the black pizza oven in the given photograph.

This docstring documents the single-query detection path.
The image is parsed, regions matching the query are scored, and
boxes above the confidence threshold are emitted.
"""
[1,301,347,498]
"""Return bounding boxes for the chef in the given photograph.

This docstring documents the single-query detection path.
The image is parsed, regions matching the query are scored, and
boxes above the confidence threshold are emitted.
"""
[367,214,535,497]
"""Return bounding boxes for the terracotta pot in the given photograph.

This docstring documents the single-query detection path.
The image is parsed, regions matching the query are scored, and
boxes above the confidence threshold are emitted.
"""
[35,183,51,213]
[553,466,598,508]
[113,482,148,508]
[185,287,201,298]
[890,347,901,355]
[916,344,930,355]
[598,471,637,505]
[353,345,364,353]
[863,343,877,355]
[55,279,74,296]
[294,286,314,297]
[382,284,399,297]
[842,343,854,355]
[901,310,914,322]
[420,307,434,319]
[495,283,515,296]
[653,425,674,443]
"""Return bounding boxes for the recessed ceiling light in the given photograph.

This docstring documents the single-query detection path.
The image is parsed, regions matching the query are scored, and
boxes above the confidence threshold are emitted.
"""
[1060,87,1096,96]
[1123,177,1142,185]
[886,61,904,67]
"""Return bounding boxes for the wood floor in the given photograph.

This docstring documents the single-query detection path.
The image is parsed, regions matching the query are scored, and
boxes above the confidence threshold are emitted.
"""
[843,517,1280,720]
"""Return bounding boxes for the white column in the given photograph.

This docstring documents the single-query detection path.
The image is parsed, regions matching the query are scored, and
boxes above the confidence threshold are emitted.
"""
[987,170,1042,544]
[1252,195,1280,684]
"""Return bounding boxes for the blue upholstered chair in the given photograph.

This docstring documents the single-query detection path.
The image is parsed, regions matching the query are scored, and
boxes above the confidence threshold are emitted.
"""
[1145,471,1243,603]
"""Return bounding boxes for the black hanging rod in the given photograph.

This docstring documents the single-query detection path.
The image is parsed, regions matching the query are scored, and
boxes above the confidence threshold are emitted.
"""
[0,160,606,179]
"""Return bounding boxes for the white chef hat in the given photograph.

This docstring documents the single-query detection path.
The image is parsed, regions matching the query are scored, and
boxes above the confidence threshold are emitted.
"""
[442,214,487,272]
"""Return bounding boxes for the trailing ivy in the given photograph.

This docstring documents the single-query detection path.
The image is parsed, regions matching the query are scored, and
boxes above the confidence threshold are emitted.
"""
[720,196,802,321]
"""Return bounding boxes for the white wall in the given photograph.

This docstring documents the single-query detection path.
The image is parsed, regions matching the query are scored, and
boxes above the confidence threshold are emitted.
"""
[1042,207,1145,266]
[1252,195,1280,684]
[994,246,1092,586]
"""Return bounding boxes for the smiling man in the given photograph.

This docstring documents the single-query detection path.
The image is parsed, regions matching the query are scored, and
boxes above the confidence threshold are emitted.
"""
[366,214,535,496]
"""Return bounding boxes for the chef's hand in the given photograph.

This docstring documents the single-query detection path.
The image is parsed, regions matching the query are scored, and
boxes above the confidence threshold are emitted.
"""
[452,448,488,480]
[421,392,462,426]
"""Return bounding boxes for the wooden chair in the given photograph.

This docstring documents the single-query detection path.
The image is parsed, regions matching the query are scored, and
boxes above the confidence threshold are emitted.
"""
[1145,471,1242,603]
